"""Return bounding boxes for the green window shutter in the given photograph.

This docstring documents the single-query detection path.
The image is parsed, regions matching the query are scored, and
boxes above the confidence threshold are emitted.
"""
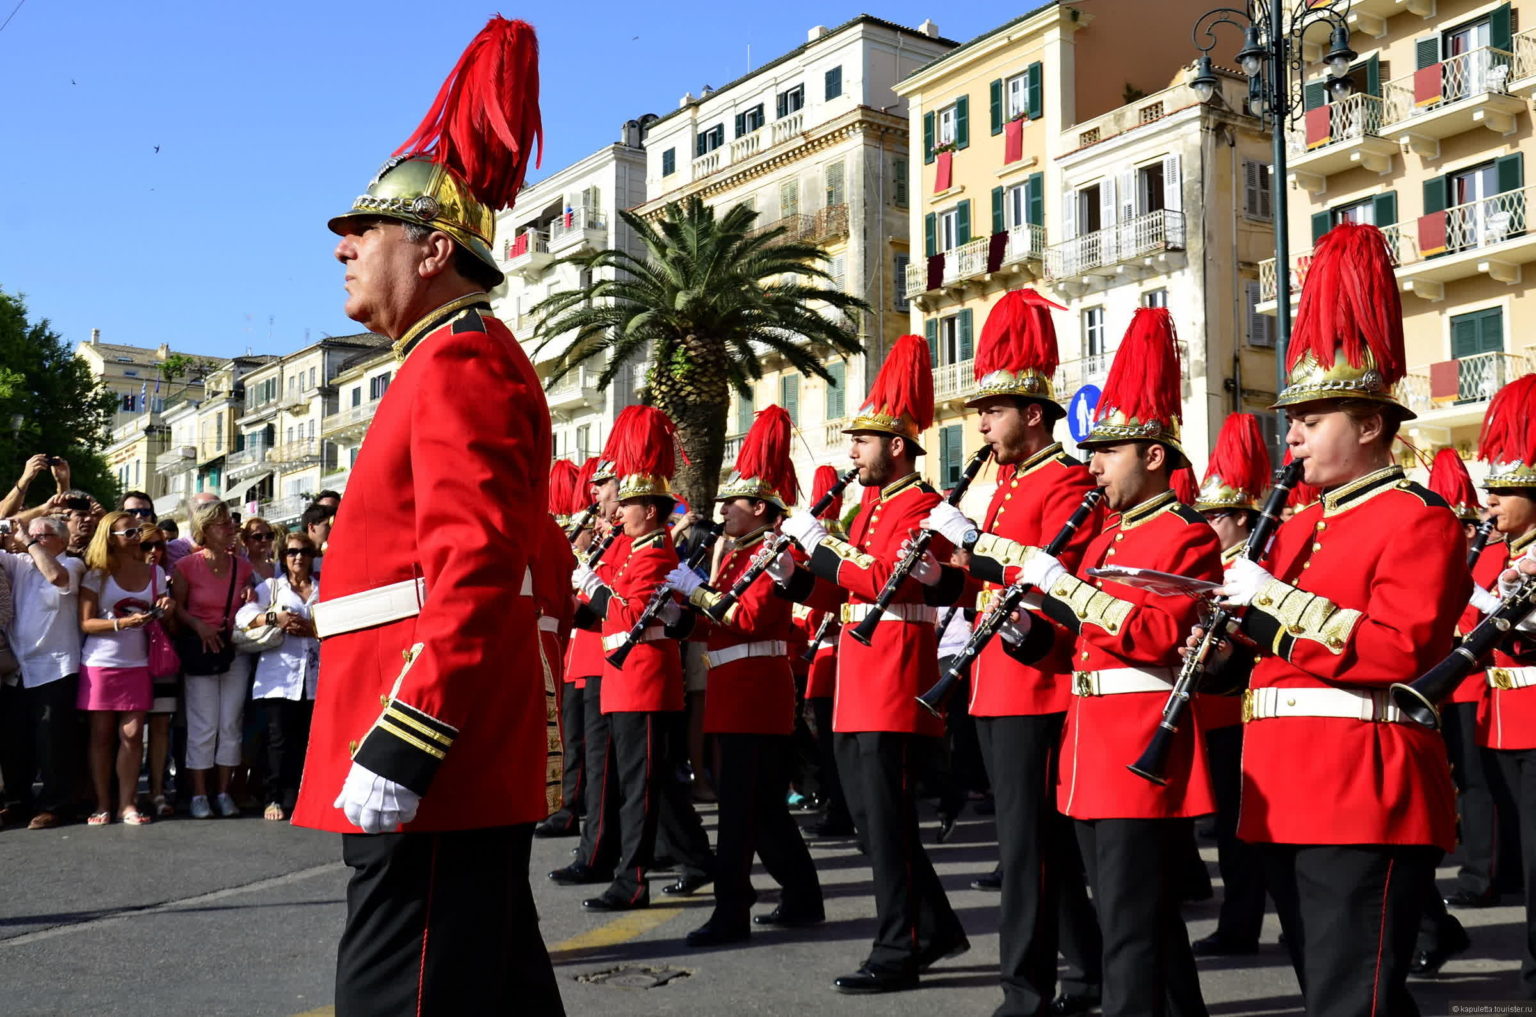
[924,212,937,257]
[990,79,1004,134]
[924,111,935,164]
[1026,62,1043,119]
[1491,3,1513,53]
[826,361,846,419]
[1452,308,1504,358]
[991,186,1005,235]
[734,112,746,138]
[1423,175,1448,215]
[1372,190,1398,227]
[958,308,974,361]
[736,392,754,434]
[1302,80,1326,111]
[925,319,939,368]
[956,200,971,245]
[1026,172,1045,227]
[1416,36,1440,70]
[955,95,970,150]
[1482,308,1506,353]
[825,66,843,101]
[1496,152,1524,194]
[779,375,800,421]
[1451,314,1478,359]
[941,426,961,486]
[1364,54,1381,98]
[1311,210,1332,244]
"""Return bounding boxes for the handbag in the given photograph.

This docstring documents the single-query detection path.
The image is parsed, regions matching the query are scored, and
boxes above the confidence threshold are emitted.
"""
[175,558,239,676]
[234,579,287,655]
[145,569,180,681]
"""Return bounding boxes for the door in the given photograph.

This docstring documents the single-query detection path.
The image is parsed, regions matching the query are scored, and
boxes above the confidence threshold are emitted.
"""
[1444,19,1491,97]
[1450,163,1497,250]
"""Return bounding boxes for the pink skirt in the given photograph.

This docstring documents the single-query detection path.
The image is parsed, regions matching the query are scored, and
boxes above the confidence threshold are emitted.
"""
[78,665,152,712]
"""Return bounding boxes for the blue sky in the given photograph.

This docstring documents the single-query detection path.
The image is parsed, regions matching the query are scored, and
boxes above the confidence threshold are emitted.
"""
[0,0,1011,359]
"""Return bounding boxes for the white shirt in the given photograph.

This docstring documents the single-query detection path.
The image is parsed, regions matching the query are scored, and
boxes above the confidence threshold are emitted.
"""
[236,575,320,701]
[937,605,972,658]
[0,552,86,688]
[79,566,169,670]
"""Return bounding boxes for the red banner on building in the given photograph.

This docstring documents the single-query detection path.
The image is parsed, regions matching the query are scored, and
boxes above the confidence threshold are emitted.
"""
[935,149,953,192]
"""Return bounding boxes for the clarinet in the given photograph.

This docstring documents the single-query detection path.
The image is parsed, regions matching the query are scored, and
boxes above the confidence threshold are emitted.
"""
[1467,517,1497,570]
[583,529,619,568]
[917,487,1103,716]
[702,467,859,623]
[566,502,600,544]
[605,522,723,668]
[1127,458,1305,786]
[800,612,836,662]
[849,447,992,646]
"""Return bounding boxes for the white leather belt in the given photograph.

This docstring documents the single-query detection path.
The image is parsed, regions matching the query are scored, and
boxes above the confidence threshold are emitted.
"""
[1072,667,1175,697]
[840,602,938,625]
[705,640,787,669]
[603,628,662,652]
[1242,686,1406,723]
[314,568,533,640]
[538,616,560,633]
[1488,666,1536,691]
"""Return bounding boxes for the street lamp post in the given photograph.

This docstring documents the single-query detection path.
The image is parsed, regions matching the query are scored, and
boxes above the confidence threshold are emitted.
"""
[1189,0,1356,451]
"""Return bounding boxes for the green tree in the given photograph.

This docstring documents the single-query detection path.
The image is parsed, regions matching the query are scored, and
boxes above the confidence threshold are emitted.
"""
[0,290,119,505]
[531,197,869,511]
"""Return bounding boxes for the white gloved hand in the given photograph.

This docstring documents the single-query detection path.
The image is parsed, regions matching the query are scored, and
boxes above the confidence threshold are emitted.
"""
[999,613,1032,646]
[664,564,705,597]
[334,762,421,834]
[572,564,602,598]
[897,538,942,586]
[1218,557,1274,608]
[923,502,975,546]
[1498,554,1536,600]
[657,599,683,626]
[780,512,828,550]
[1469,584,1502,615]
[765,549,797,584]
[1020,549,1066,592]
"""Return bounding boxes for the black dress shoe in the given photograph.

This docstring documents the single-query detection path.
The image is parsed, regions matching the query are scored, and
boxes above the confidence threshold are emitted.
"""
[533,815,579,838]
[970,869,1003,892]
[661,873,713,896]
[935,811,958,843]
[548,862,608,885]
[832,965,919,994]
[1191,932,1260,956]
[685,921,751,947]
[582,891,649,912]
[1050,991,1101,1015]
[753,904,825,927]
[917,932,970,969]
[1410,920,1471,977]
[1444,887,1500,908]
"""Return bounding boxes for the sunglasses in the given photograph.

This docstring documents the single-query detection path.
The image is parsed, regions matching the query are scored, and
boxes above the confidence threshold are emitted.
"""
[141,542,165,552]
[110,529,141,538]
[282,548,316,557]
[124,508,154,518]
[247,532,275,541]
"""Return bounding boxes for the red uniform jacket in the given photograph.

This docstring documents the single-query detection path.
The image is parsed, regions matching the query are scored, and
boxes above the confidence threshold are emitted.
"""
[1450,536,1502,706]
[1195,543,1247,731]
[293,299,558,834]
[687,526,796,735]
[1237,466,1465,850]
[796,473,962,735]
[533,514,577,708]
[567,532,625,688]
[599,529,683,713]
[967,444,1099,717]
[797,605,839,699]
[1478,529,1536,749]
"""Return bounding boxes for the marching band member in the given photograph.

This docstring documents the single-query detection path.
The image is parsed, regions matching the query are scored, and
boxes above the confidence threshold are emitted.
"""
[533,459,581,839]
[798,466,855,838]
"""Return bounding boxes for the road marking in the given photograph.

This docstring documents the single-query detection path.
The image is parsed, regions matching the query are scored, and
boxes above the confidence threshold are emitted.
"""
[0,862,342,949]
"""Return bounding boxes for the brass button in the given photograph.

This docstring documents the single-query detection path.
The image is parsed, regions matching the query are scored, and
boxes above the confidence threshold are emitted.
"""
[380,695,390,706]
[1114,533,1124,542]
[1010,479,1018,489]
[1327,638,1343,649]
[1312,542,1323,551]
[1106,548,1116,556]
[1288,625,1304,635]
[1256,595,1271,606]
[1286,697,1296,707]
[1315,521,1326,531]
[1005,494,1013,501]
[1106,623,1118,633]
[1081,651,1090,660]
[1397,480,1411,489]
[1302,562,1311,569]
[348,739,359,756]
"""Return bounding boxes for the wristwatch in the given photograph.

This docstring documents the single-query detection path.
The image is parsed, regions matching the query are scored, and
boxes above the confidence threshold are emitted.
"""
[266,610,277,627]
[23,539,38,550]
[961,527,981,552]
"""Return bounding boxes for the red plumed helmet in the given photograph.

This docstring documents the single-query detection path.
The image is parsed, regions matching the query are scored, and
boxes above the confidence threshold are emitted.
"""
[1477,373,1536,490]
[969,288,1067,417]
[719,405,799,509]
[1082,308,1184,453]
[548,459,579,518]
[1196,413,1271,512]
[1427,448,1481,521]
[846,334,935,450]
[810,465,845,520]
[605,405,679,501]
[574,457,602,515]
[1170,465,1199,505]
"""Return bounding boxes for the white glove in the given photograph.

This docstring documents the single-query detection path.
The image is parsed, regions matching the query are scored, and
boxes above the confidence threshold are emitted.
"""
[924,502,975,546]
[572,564,602,598]
[657,599,683,626]
[664,564,705,597]
[1020,549,1066,592]
[898,538,942,586]
[1469,585,1502,616]
[1218,557,1274,608]
[765,549,797,584]
[1499,554,1536,600]
[334,762,421,834]
[780,512,828,550]
[999,614,1032,646]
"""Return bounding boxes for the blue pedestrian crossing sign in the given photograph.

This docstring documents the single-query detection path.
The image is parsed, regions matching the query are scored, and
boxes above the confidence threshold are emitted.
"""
[1067,386,1100,444]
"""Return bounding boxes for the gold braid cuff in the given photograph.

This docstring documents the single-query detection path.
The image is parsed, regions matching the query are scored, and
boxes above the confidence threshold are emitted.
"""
[689,585,739,626]
[1047,573,1134,635]
[817,535,877,571]
[971,533,1035,570]
[1252,578,1360,655]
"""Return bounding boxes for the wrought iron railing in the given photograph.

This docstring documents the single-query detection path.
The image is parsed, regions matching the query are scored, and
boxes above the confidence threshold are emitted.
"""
[1383,45,1516,123]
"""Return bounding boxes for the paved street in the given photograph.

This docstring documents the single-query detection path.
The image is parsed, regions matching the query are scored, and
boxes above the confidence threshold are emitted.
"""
[0,799,1525,1017]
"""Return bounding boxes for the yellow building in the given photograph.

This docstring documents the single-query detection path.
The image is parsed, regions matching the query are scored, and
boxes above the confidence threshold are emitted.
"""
[1260,0,1536,478]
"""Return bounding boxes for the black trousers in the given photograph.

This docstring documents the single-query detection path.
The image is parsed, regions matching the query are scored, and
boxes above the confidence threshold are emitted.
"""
[0,675,77,815]
[835,730,966,973]
[710,733,822,927]
[977,712,1101,1015]
[653,707,712,877]
[1495,746,1536,998]
[809,696,852,829]
[1263,842,1439,1017]
[1207,725,1266,944]
[605,709,712,902]
[544,680,587,828]
[1076,818,1207,1017]
[256,697,312,811]
[1444,701,1500,895]
[335,824,563,1017]
[575,674,618,872]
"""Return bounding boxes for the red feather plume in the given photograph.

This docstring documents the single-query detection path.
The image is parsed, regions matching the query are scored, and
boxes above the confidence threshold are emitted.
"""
[810,465,844,519]
[1203,413,1271,501]
[1478,373,1536,468]
[1427,447,1481,514]
[605,405,677,481]
[862,334,935,432]
[393,16,543,212]
[573,456,601,514]
[735,406,800,505]
[548,459,578,516]
[1170,465,1199,504]
[1095,308,1183,427]
[974,288,1065,380]
[1288,222,1404,383]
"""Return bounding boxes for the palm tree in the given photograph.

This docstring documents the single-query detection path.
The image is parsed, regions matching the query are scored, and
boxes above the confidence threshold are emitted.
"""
[530,196,870,511]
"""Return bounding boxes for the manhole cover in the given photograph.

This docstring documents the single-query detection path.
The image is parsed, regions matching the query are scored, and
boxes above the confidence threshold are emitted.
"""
[576,964,693,989]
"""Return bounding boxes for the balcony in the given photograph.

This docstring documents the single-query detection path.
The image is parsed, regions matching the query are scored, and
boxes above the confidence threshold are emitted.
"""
[236,399,279,427]
[692,150,723,176]
[504,228,552,279]
[257,495,308,525]
[1382,46,1524,158]
[154,446,198,476]
[907,225,1050,300]
[1399,350,1534,430]
[1257,224,1410,307]
[933,359,977,404]
[771,112,804,146]
[321,398,381,441]
[547,206,608,256]
[729,132,762,162]
[224,445,272,481]
[822,418,849,450]
[1396,185,1536,300]
[319,465,351,494]
[721,435,744,464]
[152,492,183,519]
[1046,209,1186,283]
[544,365,605,414]
[268,438,322,468]
[1346,0,1435,39]
[747,204,849,247]
[943,238,991,287]
[1512,29,1536,98]
[1054,340,1191,399]
[1001,223,1046,268]
[1285,93,1396,193]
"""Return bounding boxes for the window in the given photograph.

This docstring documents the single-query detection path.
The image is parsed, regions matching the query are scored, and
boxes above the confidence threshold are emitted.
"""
[892,158,908,207]
[939,207,959,252]
[828,255,846,292]
[734,104,765,137]
[351,386,361,407]
[930,309,974,365]
[287,426,295,445]
[894,254,910,311]
[1245,281,1275,349]
[825,161,845,207]
[825,66,842,101]
[1005,183,1027,230]
[735,391,754,434]
[1142,289,1168,308]
[1243,160,1272,220]
[780,180,799,218]
[826,361,846,420]
[937,103,957,146]
[123,369,139,378]
[779,376,800,421]
[215,426,224,452]
[1138,162,1166,214]
[938,425,965,488]
[369,371,392,400]
[576,424,591,460]
[695,125,725,157]
[1005,72,1029,119]
[661,148,676,176]
[776,84,804,119]
[1451,307,1504,359]
[308,420,317,440]
[308,367,316,388]
[1083,307,1108,371]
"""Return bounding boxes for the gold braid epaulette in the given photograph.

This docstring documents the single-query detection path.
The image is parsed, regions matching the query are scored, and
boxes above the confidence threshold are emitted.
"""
[1252,578,1360,655]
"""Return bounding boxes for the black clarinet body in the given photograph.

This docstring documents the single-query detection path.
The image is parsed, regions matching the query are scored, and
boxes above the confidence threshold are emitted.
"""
[605,522,723,668]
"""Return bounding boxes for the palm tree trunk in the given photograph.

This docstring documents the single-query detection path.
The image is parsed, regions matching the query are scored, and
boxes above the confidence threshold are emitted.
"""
[650,336,731,515]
